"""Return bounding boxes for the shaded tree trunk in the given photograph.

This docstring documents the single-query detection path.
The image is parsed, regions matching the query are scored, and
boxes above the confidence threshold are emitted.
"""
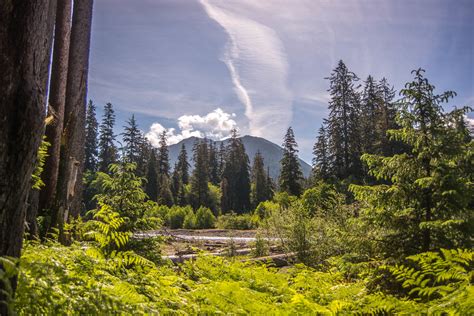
[25,0,59,239]
[38,0,73,230]
[55,0,94,240]
[0,0,57,311]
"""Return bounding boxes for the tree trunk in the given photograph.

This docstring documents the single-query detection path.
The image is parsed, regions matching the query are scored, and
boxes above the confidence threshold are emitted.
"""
[55,0,94,241]
[25,0,58,239]
[38,0,73,227]
[0,0,56,311]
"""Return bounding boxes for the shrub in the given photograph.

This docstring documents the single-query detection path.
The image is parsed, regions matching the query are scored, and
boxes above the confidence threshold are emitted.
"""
[166,206,188,229]
[195,207,216,229]
[217,213,259,230]
[183,208,196,229]
[255,200,279,220]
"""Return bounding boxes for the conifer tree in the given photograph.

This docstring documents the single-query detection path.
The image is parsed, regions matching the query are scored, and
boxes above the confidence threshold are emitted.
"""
[177,143,190,186]
[279,127,303,196]
[266,166,275,200]
[98,102,118,172]
[208,140,220,185]
[158,174,174,207]
[360,75,380,155]
[145,149,158,202]
[251,151,270,207]
[376,77,400,156]
[351,69,474,256]
[325,60,361,180]
[170,162,181,202]
[84,100,99,172]
[312,124,330,180]
[218,142,226,178]
[221,129,251,213]
[122,114,143,165]
[156,131,170,177]
[156,131,172,204]
[190,139,210,209]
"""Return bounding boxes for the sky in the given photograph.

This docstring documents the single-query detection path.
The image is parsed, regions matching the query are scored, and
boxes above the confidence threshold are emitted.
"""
[88,0,474,163]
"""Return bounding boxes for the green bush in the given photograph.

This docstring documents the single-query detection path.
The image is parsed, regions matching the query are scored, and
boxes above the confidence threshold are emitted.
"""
[216,213,259,230]
[183,208,196,229]
[195,207,216,229]
[166,206,188,229]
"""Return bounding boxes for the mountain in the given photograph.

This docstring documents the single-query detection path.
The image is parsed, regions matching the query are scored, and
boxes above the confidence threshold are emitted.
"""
[168,135,312,179]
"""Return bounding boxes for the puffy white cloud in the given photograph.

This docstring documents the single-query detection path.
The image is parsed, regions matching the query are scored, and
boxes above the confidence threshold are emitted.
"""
[145,108,237,147]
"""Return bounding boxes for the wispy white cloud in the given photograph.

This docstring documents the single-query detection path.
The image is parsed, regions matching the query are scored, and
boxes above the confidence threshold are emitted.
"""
[199,0,292,142]
[145,108,237,146]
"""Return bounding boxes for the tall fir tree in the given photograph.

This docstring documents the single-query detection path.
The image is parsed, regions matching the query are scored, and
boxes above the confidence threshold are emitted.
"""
[312,124,330,181]
[279,127,303,196]
[208,140,220,185]
[325,60,361,180]
[217,142,226,179]
[190,139,210,209]
[177,143,190,185]
[376,77,400,156]
[98,102,118,172]
[266,166,275,200]
[84,100,98,172]
[221,129,251,213]
[122,114,143,166]
[145,149,158,202]
[156,131,170,177]
[156,131,173,205]
[360,75,380,155]
[251,151,271,207]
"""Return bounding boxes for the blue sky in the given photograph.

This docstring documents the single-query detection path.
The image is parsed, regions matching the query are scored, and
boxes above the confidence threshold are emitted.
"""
[88,0,474,163]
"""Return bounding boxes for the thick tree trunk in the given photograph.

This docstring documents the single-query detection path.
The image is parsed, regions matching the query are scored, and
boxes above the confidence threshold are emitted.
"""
[38,0,73,226]
[25,0,58,239]
[0,0,56,311]
[55,0,94,240]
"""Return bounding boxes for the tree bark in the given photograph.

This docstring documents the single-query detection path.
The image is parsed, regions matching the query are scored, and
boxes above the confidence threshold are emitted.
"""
[38,0,73,225]
[25,0,58,239]
[0,0,56,311]
[55,0,94,240]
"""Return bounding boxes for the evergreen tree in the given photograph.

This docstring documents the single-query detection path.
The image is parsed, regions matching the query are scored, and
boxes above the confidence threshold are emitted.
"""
[156,131,172,204]
[208,140,220,185]
[221,129,251,213]
[376,77,401,156]
[122,114,143,166]
[156,131,170,177]
[189,139,210,209]
[218,142,226,179]
[312,124,330,180]
[266,166,275,200]
[325,60,361,180]
[360,75,380,155]
[170,162,181,202]
[158,174,174,207]
[98,102,118,172]
[173,144,190,206]
[351,69,474,257]
[84,100,98,172]
[177,143,190,185]
[279,127,303,196]
[251,151,270,207]
[145,149,158,202]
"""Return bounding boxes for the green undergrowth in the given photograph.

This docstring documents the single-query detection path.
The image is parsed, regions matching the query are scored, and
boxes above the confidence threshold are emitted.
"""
[9,241,472,315]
